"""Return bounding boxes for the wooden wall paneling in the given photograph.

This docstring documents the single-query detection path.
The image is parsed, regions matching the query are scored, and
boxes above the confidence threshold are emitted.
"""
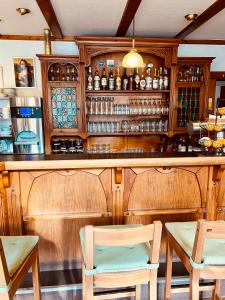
[125,213,200,255]
[112,168,124,224]
[206,166,225,221]
[20,169,113,264]
[0,168,9,235]
[6,172,22,235]
[125,167,205,211]
[215,166,225,220]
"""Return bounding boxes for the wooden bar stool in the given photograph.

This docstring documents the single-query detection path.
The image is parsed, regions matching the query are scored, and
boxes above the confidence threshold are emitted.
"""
[164,220,225,300]
[80,222,162,300]
[0,235,41,300]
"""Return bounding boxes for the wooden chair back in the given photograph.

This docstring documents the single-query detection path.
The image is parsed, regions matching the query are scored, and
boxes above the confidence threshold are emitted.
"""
[0,238,10,286]
[192,220,225,264]
[84,221,162,271]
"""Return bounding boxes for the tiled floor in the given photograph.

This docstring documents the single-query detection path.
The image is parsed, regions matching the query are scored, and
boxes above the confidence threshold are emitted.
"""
[14,283,214,300]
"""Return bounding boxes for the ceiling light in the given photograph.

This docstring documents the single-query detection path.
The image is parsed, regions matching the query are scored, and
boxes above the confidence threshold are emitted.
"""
[16,8,31,15]
[185,14,198,21]
[122,19,145,68]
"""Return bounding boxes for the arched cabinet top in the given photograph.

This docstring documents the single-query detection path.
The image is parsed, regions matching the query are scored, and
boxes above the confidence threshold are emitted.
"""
[76,37,179,68]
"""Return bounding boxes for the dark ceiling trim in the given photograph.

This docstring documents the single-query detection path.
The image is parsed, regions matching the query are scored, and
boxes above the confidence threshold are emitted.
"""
[36,0,63,39]
[0,35,73,41]
[116,0,142,37]
[175,0,225,39]
[1,35,225,46]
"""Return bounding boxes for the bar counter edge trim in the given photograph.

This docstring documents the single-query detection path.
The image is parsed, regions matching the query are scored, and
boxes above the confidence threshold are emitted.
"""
[2,156,225,170]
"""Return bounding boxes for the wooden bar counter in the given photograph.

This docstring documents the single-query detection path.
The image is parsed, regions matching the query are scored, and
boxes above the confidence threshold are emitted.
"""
[0,153,225,271]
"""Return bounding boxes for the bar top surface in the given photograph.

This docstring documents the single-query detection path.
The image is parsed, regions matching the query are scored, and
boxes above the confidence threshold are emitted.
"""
[0,152,225,170]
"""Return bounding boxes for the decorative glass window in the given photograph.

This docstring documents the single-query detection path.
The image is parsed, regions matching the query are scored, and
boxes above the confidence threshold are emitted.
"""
[51,87,77,129]
[177,87,200,127]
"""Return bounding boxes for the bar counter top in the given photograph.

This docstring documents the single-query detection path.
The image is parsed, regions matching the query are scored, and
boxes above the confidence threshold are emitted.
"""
[1,152,225,170]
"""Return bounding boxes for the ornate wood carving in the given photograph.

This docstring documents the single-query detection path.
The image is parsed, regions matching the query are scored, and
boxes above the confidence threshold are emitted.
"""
[19,169,112,262]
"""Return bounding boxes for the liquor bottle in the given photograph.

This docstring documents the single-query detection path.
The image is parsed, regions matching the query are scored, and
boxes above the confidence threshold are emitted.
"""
[94,70,101,91]
[108,70,115,91]
[115,67,121,90]
[158,67,164,90]
[87,66,93,90]
[140,69,146,90]
[178,136,186,152]
[66,66,71,81]
[49,66,55,81]
[101,68,108,90]
[134,68,140,90]
[163,67,169,90]
[56,66,60,81]
[129,73,134,91]
[145,64,153,90]
[153,68,159,90]
[61,73,66,81]
[122,69,129,90]
[187,135,193,152]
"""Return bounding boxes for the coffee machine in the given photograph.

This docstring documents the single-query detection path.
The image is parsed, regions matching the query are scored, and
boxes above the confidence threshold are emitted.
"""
[10,97,44,154]
[0,94,13,154]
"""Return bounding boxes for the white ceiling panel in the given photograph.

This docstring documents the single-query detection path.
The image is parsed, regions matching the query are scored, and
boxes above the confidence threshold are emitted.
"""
[0,0,48,35]
[187,9,225,39]
[126,0,215,37]
[51,0,127,36]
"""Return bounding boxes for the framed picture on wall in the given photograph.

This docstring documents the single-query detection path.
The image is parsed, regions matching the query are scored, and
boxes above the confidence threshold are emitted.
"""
[13,57,36,88]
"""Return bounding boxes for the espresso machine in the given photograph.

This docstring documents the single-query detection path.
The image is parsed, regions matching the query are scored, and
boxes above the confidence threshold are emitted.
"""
[10,97,44,154]
[0,94,13,154]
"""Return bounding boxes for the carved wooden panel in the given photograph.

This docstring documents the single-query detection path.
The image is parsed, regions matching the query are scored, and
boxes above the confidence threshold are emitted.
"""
[124,167,208,211]
[19,169,112,264]
[124,166,208,254]
[215,169,225,220]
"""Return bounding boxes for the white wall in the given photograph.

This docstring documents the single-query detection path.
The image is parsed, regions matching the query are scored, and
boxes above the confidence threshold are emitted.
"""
[178,44,225,71]
[0,41,225,97]
[0,40,78,97]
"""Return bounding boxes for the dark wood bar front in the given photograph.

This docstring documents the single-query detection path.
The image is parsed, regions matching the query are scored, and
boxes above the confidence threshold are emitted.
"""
[0,154,224,271]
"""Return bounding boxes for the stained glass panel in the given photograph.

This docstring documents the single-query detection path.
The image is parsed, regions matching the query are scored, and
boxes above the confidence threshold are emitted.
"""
[51,87,77,129]
[177,87,200,127]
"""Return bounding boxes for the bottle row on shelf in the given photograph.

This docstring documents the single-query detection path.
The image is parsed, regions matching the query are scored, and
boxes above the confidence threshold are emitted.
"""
[86,96,169,116]
[51,138,83,154]
[161,135,202,153]
[48,64,78,82]
[177,65,203,82]
[86,64,169,91]
[87,119,168,134]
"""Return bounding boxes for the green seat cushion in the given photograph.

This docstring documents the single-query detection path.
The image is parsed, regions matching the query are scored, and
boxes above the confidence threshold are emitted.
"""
[80,225,152,274]
[165,221,225,266]
[1,236,39,277]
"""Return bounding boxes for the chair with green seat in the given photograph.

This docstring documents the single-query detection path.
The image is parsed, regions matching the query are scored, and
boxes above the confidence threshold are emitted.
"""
[0,235,41,300]
[164,220,225,300]
[80,222,162,300]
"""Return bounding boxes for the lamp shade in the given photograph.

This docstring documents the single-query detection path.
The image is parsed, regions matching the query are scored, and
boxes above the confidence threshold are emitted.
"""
[122,48,145,68]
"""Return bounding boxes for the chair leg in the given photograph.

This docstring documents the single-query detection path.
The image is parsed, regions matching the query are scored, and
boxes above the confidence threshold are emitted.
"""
[85,274,94,300]
[82,264,86,300]
[164,239,173,300]
[32,250,42,300]
[149,269,157,300]
[0,293,11,300]
[212,280,221,300]
[190,270,199,300]
[136,284,141,300]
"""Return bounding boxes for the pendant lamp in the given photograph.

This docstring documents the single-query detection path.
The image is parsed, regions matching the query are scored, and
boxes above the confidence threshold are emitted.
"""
[122,18,145,68]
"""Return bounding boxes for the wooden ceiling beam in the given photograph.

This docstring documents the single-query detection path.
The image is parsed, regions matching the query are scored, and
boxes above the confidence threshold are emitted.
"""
[116,0,142,37]
[36,0,63,39]
[175,0,225,39]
